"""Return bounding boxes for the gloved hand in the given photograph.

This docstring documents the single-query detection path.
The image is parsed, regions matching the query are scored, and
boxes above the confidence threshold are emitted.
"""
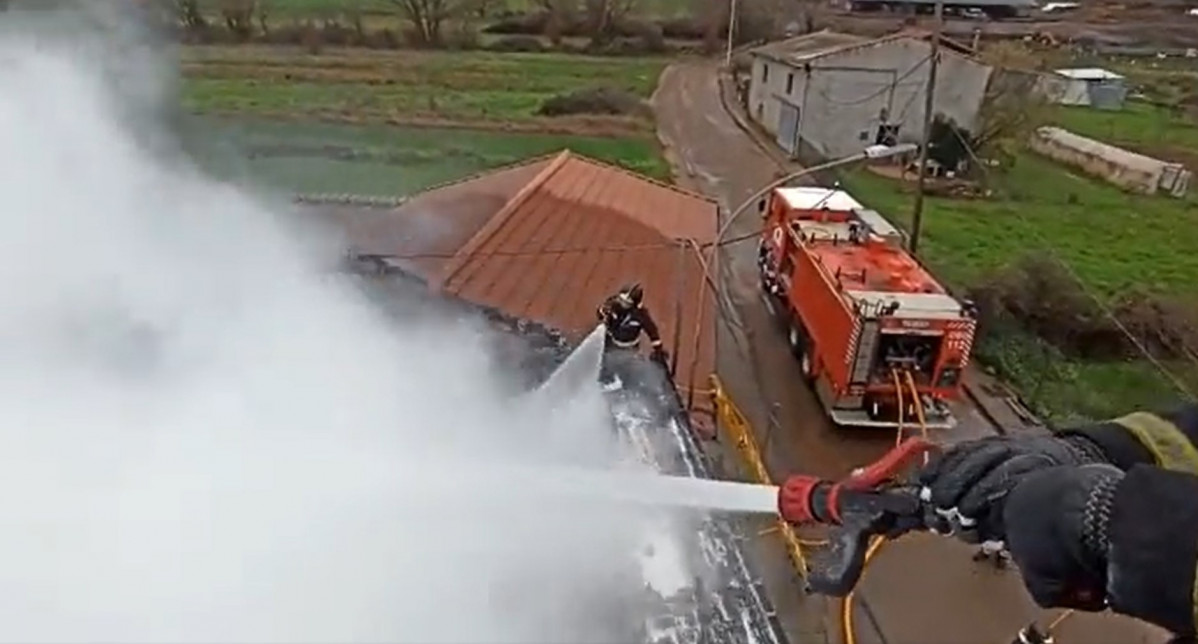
[917,434,1108,542]
[650,345,669,367]
[1003,464,1124,611]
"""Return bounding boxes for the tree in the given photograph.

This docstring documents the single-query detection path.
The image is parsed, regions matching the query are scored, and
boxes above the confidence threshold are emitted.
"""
[974,42,1056,162]
[389,0,474,47]
[535,0,576,45]
[692,0,727,54]
[220,0,258,40]
[583,0,638,45]
[175,0,208,30]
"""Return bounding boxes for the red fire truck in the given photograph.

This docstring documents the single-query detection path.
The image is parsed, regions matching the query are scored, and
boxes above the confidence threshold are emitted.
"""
[756,186,978,429]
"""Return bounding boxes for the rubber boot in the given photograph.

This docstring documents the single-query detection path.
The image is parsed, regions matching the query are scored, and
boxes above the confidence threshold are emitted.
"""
[1012,623,1054,644]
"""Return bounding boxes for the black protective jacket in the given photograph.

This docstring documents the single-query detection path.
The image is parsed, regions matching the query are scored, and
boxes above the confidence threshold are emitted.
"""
[596,297,661,349]
[1060,404,1198,639]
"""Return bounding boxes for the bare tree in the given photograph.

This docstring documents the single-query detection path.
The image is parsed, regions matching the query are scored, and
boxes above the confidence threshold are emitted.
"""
[536,0,576,45]
[974,42,1056,161]
[583,0,638,44]
[692,0,727,54]
[256,0,271,36]
[389,0,474,47]
[175,0,207,30]
[220,0,258,40]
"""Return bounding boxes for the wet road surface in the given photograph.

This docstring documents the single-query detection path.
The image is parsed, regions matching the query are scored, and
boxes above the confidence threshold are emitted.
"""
[652,58,1170,644]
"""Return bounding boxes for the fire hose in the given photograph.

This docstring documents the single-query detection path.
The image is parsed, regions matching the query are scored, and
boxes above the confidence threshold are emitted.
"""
[774,370,1072,644]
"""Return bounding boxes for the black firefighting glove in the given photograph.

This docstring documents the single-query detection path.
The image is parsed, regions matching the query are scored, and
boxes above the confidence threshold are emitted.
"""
[650,345,669,367]
[917,434,1109,543]
[1003,464,1124,611]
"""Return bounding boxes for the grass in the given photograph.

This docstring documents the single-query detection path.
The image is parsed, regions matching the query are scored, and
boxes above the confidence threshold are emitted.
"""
[199,0,694,19]
[181,47,668,128]
[976,326,1195,424]
[843,154,1198,297]
[186,117,670,195]
[1053,102,1198,154]
[180,46,672,195]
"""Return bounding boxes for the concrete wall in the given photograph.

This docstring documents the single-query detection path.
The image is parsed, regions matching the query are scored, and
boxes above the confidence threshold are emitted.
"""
[749,38,992,159]
[1055,78,1092,106]
[747,56,805,138]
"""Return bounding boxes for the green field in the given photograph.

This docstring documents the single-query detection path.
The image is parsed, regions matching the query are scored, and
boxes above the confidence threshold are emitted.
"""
[845,155,1198,296]
[182,47,667,128]
[180,45,670,194]
[198,0,694,19]
[842,101,1198,421]
[187,117,669,195]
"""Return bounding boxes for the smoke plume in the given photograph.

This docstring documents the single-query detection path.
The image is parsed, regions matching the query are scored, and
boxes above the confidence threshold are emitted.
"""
[0,3,674,642]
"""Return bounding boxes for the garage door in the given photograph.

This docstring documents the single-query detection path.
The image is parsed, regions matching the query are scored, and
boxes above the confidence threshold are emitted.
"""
[776,102,800,156]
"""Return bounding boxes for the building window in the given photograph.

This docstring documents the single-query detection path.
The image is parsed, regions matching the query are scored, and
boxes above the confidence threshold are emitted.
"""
[762,64,769,83]
[786,72,795,94]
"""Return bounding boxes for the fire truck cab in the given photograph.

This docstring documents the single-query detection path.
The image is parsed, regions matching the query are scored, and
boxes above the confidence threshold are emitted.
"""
[757,186,978,429]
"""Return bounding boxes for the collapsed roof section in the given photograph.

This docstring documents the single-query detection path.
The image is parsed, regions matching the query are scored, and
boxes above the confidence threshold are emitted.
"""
[348,264,787,644]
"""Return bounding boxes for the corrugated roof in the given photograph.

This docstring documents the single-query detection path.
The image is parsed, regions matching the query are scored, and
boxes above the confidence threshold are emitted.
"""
[752,28,977,66]
[750,30,867,63]
[1055,67,1124,81]
[322,150,719,422]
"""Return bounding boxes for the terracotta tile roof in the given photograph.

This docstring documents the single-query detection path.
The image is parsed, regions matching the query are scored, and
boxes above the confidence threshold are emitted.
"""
[319,157,553,276]
[430,150,718,421]
[322,149,719,423]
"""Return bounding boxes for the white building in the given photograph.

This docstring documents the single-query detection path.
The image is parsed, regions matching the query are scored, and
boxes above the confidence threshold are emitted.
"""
[746,30,993,159]
[1047,68,1127,110]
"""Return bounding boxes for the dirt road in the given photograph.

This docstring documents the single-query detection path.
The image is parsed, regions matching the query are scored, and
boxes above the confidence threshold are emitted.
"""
[652,58,1170,644]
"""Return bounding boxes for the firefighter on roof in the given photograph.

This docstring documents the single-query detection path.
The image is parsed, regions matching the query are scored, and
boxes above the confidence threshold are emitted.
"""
[596,283,668,366]
[918,403,1198,643]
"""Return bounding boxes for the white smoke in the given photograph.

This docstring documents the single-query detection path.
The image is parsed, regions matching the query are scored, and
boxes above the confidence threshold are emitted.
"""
[0,4,671,642]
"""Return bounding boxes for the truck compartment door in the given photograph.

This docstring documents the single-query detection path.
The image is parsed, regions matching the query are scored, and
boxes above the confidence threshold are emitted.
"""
[848,319,879,386]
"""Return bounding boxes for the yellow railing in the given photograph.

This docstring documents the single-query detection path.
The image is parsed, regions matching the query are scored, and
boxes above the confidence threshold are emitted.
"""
[709,374,810,579]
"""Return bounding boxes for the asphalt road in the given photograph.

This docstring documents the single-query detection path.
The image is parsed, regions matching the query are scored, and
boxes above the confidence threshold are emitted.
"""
[651,58,1170,644]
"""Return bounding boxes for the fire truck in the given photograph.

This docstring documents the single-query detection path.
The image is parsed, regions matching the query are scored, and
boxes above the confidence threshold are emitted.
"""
[756,186,978,429]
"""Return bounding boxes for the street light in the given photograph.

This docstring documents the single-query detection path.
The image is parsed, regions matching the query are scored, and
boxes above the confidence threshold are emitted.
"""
[715,143,917,247]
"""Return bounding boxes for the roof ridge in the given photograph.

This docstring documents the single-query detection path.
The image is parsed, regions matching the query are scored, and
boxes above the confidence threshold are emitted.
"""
[561,150,719,210]
[398,151,563,201]
[433,150,572,291]
[768,28,978,64]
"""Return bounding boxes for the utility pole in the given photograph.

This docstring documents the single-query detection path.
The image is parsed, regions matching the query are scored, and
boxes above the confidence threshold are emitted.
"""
[908,0,942,256]
[725,0,738,68]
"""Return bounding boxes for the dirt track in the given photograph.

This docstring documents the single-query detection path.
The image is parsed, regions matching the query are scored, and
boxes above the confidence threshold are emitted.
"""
[651,59,1170,644]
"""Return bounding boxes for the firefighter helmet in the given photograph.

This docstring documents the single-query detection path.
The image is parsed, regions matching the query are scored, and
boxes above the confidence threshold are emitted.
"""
[616,283,643,308]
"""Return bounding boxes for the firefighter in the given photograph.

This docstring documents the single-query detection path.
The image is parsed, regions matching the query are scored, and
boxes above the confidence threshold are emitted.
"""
[596,283,668,366]
[917,403,1198,642]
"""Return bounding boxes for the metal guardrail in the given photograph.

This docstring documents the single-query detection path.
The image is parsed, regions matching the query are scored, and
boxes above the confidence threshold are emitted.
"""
[710,374,810,580]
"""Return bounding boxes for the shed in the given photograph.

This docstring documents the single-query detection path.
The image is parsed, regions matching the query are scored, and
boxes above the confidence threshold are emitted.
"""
[747,29,992,160]
[316,150,720,426]
[1051,68,1128,110]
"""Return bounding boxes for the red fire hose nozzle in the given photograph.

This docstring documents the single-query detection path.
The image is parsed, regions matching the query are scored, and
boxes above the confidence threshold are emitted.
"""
[774,437,940,596]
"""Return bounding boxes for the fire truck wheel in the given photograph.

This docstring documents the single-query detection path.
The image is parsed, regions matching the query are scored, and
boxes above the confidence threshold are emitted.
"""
[788,324,815,383]
[786,323,804,358]
[762,288,777,316]
[799,348,815,383]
